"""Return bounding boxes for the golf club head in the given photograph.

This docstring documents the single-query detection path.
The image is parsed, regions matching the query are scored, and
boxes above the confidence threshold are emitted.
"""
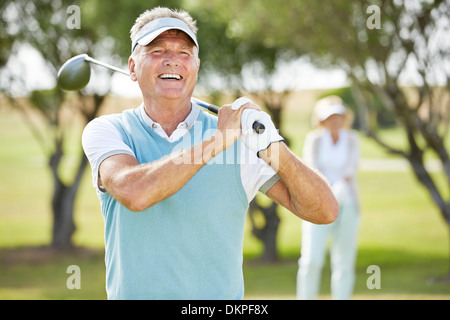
[57,54,91,91]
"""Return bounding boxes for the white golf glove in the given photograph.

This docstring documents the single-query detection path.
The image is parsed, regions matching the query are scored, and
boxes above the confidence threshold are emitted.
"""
[231,97,284,156]
[241,109,284,155]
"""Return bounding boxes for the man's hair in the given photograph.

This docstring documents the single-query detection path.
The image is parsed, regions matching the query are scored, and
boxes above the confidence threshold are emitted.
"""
[130,7,198,45]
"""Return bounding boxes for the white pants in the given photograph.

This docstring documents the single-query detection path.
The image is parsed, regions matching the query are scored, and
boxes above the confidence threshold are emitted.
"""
[296,204,359,300]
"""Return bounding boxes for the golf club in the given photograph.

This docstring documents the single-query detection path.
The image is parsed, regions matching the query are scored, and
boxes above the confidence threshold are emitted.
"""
[57,54,264,133]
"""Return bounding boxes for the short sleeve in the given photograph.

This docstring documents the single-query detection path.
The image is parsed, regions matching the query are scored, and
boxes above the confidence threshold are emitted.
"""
[239,143,279,202]
[81,117,135,192]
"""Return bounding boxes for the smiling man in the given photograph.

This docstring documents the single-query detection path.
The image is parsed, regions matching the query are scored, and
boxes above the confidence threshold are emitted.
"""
[82,7,338,300]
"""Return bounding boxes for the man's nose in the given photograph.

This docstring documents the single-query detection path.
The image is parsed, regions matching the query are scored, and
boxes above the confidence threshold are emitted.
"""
[163,52,179,67]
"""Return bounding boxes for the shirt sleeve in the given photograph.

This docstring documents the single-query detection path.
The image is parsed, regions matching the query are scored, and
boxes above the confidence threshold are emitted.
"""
[239,142,279,202]
[81,117,135,192]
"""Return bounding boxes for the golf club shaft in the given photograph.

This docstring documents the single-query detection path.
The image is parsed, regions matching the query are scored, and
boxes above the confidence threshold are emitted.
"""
[191,98,265,133]
[82,55,265,133]
[86,56,130,76]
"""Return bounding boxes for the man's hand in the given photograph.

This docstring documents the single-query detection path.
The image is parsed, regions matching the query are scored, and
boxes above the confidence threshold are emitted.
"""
[226,97,284,156]
[240,109,284,156]
[215,97,261,151]
[227,97,339,225]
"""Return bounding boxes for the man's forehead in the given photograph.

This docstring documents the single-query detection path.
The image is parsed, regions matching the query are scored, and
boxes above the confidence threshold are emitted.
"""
[150,30,195,46]
[131,17,199,53]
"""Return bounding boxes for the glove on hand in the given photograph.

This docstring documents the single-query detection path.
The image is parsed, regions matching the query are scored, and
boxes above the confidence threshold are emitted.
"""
[240,109,284,156]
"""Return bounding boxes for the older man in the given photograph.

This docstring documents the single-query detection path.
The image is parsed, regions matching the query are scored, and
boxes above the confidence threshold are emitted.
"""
[82,7,337,300]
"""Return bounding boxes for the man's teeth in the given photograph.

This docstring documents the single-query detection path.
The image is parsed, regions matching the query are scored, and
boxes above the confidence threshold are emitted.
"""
[159,74,181,80]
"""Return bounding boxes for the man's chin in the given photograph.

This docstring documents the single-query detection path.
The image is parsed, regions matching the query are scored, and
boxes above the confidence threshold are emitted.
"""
[149,91,192,103]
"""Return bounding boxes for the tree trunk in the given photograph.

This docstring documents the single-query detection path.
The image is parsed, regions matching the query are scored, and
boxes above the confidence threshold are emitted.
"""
[49,146,89,249]
[408,152,450,225]
[248,199,280,262]
[352,80,450,276]
[245,93,290,262]
[51,179,76,249]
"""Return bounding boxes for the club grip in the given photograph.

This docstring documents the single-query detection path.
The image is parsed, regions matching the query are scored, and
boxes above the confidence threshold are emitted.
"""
[252,121,265,134]
[205,103,265,134]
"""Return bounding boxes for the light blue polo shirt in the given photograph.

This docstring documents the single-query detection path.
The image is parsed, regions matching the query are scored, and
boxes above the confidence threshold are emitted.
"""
[97,107,249,299]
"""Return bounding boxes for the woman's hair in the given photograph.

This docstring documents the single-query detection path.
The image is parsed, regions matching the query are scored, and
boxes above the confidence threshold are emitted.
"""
[311,95,354,129]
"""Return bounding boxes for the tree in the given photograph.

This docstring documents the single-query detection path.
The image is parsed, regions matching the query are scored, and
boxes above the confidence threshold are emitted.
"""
[188,1,303,262]
[189,0,450,268]
[295,0,450,235]
[238,57,300,262]
[0,0,111,248]
[218,0,450,270]
[1,0,185,248]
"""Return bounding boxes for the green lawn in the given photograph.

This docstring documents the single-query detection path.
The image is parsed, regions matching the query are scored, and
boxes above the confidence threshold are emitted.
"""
[0,103,449,300]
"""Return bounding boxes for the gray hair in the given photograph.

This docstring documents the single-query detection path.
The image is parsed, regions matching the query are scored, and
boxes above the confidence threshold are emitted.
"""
[130,7,198,58]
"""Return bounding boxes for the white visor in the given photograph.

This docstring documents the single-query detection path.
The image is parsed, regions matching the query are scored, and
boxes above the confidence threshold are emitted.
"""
[318,104,346,121]
[131,17,199,53]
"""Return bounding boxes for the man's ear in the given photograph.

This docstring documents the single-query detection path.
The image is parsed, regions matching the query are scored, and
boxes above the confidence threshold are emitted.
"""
[128,56,137,82]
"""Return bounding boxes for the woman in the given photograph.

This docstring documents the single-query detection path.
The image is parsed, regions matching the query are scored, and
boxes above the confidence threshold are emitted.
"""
[296,95,360,300]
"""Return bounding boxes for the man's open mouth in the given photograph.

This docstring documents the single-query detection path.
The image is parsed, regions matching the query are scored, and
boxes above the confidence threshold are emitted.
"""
[159,73,182,80]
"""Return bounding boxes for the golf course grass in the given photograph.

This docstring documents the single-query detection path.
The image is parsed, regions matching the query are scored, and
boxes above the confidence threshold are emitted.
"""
[0,97,449,300]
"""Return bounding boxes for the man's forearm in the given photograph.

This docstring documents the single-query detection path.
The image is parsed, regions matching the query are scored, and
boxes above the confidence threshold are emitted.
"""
[102,133,225,212]
[259,142,339,223]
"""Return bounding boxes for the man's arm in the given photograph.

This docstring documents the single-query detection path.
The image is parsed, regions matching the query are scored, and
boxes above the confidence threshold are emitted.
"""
[99,134,223,212]
[235,99,338,224]
[260,142,339,224]
[98,103,257,212]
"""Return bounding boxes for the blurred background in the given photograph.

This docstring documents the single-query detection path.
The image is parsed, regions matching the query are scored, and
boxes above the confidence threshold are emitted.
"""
[0,0,449,299]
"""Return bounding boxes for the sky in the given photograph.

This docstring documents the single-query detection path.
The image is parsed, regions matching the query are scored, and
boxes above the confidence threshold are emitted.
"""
[2,44,349,98]
[6,35,447,99]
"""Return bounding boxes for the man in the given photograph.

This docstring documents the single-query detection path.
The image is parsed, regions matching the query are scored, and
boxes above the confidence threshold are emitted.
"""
[82,7,338,300]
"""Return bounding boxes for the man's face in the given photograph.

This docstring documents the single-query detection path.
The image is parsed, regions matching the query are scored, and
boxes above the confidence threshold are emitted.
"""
[129,30,200,102]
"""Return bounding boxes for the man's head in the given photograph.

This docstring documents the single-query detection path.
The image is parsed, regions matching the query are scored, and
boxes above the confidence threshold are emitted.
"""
[129,7,200,103]
[130,7,199,59]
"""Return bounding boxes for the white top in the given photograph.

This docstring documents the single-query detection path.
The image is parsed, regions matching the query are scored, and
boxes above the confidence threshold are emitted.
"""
[303,128,359,205]
[82,103,278,202]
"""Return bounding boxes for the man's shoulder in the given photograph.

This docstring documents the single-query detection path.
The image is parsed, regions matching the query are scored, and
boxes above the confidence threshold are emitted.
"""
[83,108,141,141]
[89,107,140,128]
[194,106,218,126]
[101,107,139,121]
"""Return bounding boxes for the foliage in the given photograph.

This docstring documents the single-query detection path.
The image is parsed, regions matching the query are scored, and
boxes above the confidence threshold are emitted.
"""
[2,0,448,259]
[1,0,110,248]
[81,0,183,64]
[194,1,449,271]
[1,107,449,299]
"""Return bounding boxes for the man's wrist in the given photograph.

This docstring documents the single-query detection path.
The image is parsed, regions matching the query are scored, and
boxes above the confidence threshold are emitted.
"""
[199,133,228,164]
[257,141,284,171]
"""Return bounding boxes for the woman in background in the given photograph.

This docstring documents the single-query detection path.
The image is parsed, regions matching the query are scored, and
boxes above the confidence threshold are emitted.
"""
[297,96,360,300]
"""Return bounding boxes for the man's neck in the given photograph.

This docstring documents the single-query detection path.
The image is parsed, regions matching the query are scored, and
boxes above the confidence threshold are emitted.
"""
[143,97,192,137]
